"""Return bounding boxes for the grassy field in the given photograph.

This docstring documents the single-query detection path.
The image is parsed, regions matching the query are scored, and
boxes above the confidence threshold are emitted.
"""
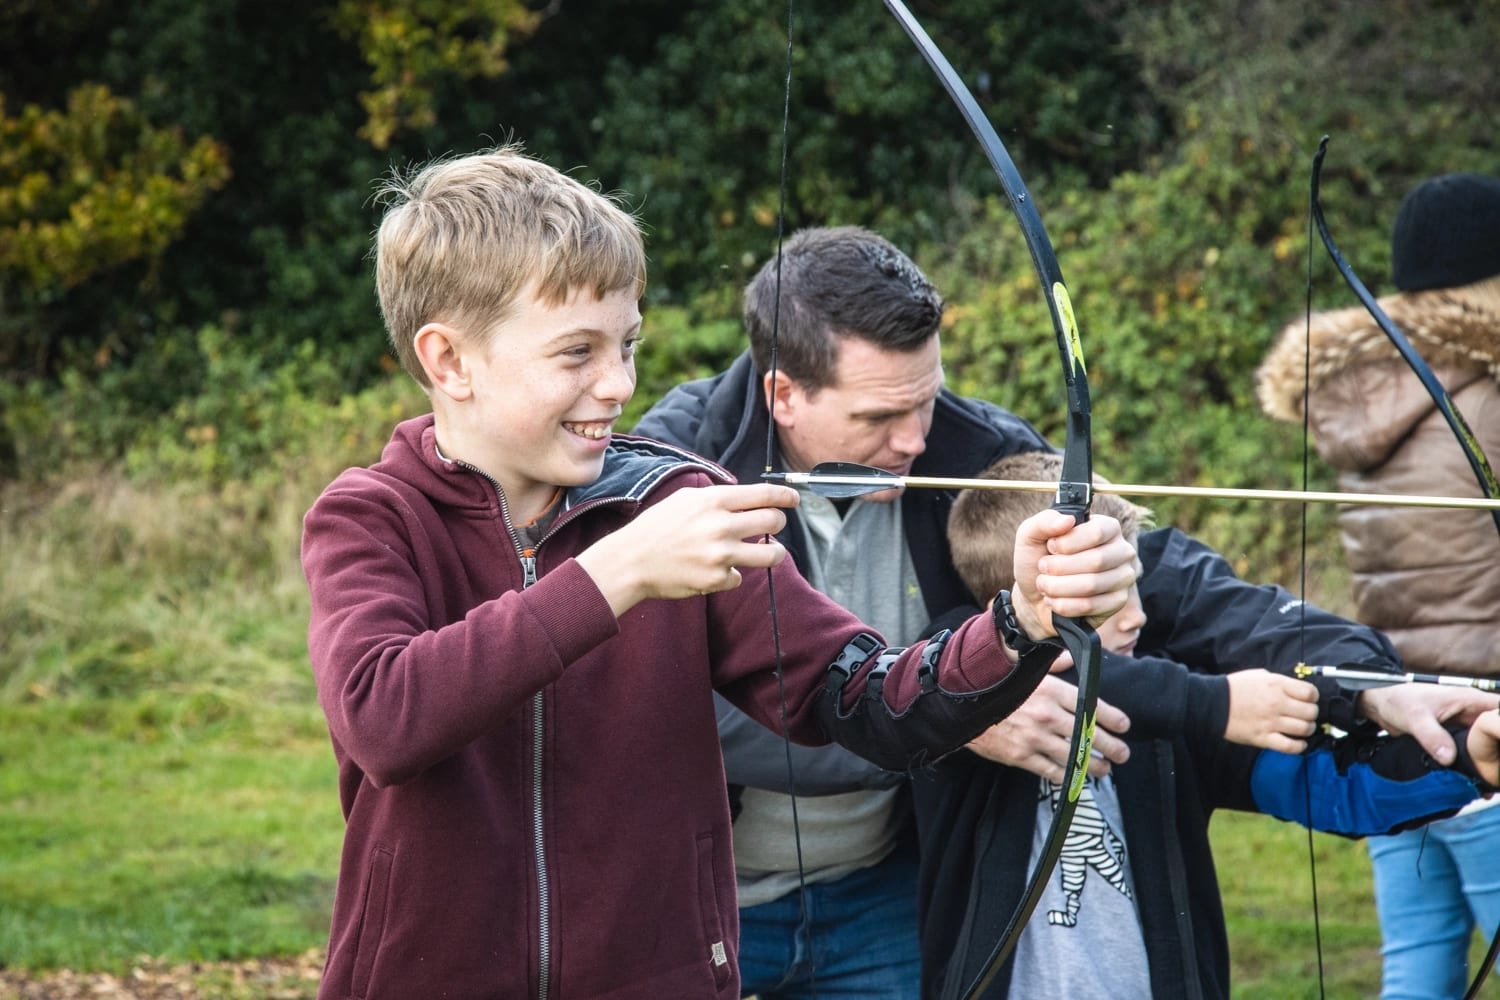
[2,448,1496,998]
[5,695,1498,998]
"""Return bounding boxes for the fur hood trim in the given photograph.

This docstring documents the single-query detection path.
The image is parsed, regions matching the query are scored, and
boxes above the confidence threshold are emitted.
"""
[1256,281,1500,423]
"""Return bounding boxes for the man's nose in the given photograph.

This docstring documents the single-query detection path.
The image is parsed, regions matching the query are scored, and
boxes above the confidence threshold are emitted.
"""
[889,412,928,457]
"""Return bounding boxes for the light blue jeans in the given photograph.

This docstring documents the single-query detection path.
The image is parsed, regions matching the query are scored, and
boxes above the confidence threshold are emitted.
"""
[736,847,921,1000]
[1368,803,1500,1000]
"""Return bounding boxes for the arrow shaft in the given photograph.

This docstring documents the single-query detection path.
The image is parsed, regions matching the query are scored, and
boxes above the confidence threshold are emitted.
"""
[768,470,1500,511]
[1295,664,1499,692]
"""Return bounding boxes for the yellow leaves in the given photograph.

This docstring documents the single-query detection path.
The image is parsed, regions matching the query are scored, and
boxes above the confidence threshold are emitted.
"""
[333,0,543,149]
[940,302,971,330]
[1152,288,1170,319]
[0,85,230,295]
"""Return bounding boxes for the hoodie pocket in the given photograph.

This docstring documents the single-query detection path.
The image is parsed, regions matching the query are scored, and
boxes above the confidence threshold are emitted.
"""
[351,845,394,999]
[694,830,733,992]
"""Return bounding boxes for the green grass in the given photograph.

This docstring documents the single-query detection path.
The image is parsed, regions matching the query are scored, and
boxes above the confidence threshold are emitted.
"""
[0,696,340,972]
[0,455,345,987]
[2,392,1496,997]
[1213,810,1500,999]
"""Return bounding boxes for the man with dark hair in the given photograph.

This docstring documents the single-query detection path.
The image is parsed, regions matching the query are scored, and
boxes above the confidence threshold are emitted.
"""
[635,226,1075,998]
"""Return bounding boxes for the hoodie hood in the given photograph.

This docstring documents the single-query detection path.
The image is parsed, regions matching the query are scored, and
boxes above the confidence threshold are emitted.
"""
[1256,282,1500,472]
[376,414,733,517]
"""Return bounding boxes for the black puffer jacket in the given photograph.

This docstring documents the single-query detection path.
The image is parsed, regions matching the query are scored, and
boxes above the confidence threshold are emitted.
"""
[912,527,1425,1000]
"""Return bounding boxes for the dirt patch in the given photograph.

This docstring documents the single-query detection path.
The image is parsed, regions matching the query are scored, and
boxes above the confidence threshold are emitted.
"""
[0,952,323,1000]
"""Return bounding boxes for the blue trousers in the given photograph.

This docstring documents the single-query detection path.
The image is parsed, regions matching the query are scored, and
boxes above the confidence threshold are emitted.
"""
[736,847,921,1000]
[1368,803,1500,1000]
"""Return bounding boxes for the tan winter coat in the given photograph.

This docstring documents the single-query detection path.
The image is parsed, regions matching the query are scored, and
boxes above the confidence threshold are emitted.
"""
[1256,281,1500,676]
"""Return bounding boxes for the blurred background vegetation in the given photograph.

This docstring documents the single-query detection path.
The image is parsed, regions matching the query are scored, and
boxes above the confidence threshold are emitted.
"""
[4,0,1496,574]
[3,0,1498,993]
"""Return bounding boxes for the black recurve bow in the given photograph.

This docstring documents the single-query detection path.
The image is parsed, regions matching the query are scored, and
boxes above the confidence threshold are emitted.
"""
[1310,135,1500,1000]
[879,4,1101,997]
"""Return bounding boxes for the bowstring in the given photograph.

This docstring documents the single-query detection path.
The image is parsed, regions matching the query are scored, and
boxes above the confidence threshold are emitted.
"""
[1299,158,1328,998]
[763,1,817,994]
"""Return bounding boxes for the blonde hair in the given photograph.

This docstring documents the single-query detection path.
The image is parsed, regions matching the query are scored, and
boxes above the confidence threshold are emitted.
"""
[948,451,1153,601]
[373,143,647,387]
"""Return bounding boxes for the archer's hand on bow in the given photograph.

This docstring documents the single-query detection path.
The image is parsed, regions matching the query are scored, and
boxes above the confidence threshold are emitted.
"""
[1223,669,1321,754]
[1009,509,1136,642]
[1358,683,1500,766]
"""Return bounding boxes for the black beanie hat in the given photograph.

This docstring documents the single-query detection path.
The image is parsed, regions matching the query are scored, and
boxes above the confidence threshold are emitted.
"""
[1390,172,1500,292]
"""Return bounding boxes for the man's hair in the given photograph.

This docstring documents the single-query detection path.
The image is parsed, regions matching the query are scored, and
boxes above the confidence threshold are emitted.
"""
[948,451,1153,601]
[743,226,943,390]
[373,143,647,387]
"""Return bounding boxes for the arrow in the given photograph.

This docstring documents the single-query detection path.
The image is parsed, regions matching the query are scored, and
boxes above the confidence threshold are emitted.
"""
[1294,664,1499,692]
[763,461,1500,511]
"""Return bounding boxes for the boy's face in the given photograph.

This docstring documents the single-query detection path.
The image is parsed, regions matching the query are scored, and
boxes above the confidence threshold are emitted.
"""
[769,334,944,503]
[457,284,641,516]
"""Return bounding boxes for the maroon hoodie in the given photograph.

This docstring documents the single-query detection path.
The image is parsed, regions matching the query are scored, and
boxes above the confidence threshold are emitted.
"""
[301,415,1049,1000]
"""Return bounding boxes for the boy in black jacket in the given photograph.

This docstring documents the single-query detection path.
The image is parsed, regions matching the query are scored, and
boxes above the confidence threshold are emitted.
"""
[915,451,1500,1000]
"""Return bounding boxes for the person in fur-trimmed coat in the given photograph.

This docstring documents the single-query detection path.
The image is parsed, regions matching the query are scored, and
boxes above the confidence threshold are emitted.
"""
[1256,171,1500,1000]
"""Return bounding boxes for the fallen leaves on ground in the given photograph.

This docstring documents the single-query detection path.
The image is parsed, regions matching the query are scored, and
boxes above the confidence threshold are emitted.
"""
[0,951,323,1000]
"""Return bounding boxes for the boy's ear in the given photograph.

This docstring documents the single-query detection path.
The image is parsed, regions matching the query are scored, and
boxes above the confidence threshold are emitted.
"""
[414,322,472,401]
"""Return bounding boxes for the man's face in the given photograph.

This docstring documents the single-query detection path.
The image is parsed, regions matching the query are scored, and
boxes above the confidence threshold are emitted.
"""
[768,335,943,503]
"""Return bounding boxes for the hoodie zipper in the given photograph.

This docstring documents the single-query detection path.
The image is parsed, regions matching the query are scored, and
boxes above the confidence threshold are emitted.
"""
[445,446,663,999]
[451,457,550,1000]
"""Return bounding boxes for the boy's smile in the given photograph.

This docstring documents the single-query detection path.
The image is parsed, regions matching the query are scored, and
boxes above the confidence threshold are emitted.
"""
[425,283,642,525]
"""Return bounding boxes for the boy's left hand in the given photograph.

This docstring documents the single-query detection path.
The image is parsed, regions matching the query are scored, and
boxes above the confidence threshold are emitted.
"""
[1223,669,1320,752]
[1009,509,1137,641]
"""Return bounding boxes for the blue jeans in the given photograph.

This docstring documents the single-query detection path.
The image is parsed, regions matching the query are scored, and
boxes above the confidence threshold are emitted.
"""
[1368,803,1500,1000]
[736,847,921,1000]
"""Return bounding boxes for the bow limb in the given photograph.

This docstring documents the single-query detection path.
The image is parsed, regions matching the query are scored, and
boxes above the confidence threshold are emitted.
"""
[1309,138,1500,535]
[881,4,1100,997]
[1309,137,1500,1000]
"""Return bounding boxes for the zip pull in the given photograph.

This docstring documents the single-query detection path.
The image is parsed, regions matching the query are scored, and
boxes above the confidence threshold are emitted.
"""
[520,550,538,589]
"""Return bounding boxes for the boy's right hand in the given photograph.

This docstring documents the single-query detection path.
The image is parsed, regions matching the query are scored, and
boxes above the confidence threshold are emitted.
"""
[577,483,799,616]
[1223,668,1320,752]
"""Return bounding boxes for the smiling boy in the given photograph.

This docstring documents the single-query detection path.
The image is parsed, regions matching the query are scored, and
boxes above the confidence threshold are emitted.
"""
[299,146,1138,1000]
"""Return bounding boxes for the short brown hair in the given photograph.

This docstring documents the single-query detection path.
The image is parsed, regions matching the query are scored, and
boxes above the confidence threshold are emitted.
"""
[948,451,1153,601]
[373,143,647,388]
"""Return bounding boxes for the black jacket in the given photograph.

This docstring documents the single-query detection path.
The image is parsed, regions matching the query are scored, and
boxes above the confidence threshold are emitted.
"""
[910,527,1476,1000]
